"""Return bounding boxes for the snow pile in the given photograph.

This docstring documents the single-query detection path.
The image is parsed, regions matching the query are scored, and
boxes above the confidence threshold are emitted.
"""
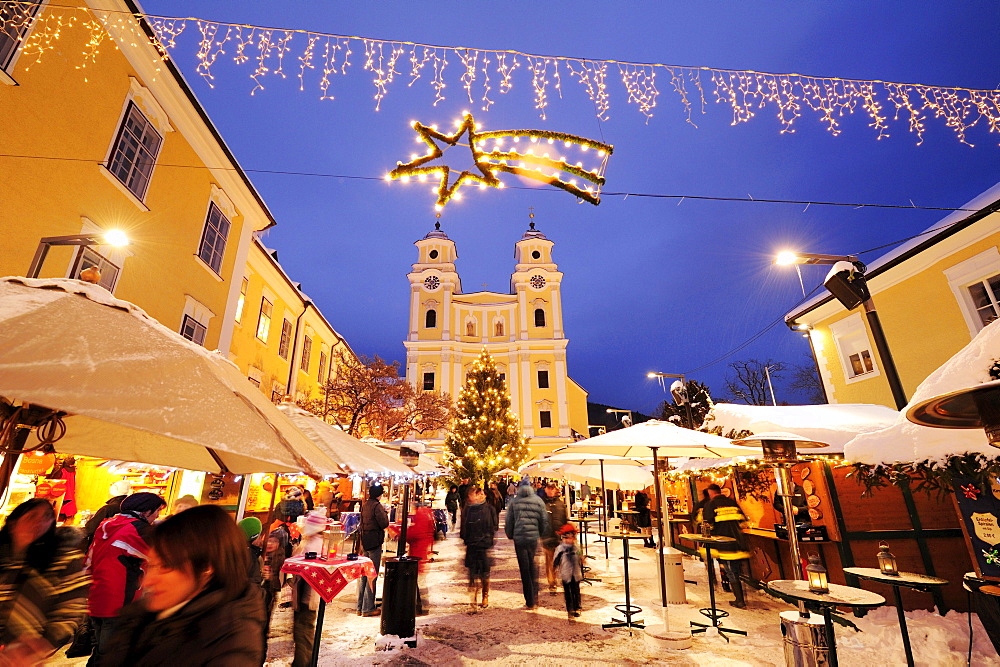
[845,319,1000,464]
[707,403,898,453]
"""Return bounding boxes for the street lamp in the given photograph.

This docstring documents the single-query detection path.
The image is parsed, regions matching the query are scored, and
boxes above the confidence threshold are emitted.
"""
[605,407,633,428]
[776,250,907,410]
[27,231,130,279]
[647,372,695,429]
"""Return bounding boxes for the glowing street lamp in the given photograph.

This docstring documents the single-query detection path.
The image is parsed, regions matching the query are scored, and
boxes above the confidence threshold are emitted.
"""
[27,231,130,279]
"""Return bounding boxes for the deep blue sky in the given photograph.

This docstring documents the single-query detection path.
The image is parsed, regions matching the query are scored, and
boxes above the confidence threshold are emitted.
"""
[142,1,999,414]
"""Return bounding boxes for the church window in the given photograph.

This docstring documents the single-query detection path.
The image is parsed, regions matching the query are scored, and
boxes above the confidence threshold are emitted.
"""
[495,320,504,336]
[531,250,541,260]
[466,320,476,336]
[539,411,552,428]
[425,309,437,328]
[537,370,549,388]
[429,249,439,259]
[423,372,435,391]
[534,308,546,327]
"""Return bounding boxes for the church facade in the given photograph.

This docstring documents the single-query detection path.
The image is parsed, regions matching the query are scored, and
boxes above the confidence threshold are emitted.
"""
[404,219,590,455]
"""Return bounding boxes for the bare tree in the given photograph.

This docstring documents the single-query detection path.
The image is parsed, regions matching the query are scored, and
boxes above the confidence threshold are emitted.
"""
[724,358,786,405]
[790,357,826,404]
[299,349,452,440]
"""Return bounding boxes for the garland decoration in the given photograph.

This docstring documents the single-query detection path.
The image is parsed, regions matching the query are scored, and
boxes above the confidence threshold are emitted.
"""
[2,2,998,144]
[388,113,612,208]
[849,453,1000,499]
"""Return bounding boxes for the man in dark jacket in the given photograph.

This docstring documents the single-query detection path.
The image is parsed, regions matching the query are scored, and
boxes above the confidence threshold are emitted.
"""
[704,483,750,608]
[634,490,655,547]
[356,485,389,617]
[82,484,129,551]
[504,481,548,609]
[540,483,568,594]
[460,487,498,607]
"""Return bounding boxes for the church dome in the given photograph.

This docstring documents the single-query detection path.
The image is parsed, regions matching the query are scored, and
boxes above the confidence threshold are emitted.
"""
[424,221,450,240]
[521,221,547,240]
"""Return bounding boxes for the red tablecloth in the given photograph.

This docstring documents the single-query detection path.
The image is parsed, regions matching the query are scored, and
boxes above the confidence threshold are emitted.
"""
[281,556,376,604]
[386,522,402,540]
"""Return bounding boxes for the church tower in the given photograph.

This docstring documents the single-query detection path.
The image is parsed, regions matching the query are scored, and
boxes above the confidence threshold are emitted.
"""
[404,215,589,456]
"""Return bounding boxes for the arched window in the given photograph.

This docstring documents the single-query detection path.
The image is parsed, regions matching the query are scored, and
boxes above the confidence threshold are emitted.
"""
[534,308,546,327]
[495,320,504,336]
[425,309,437,328]
[466,320,476,336]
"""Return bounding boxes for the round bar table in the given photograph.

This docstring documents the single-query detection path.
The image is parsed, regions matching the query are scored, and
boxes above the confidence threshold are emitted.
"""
[570,515,601,584]
[767,580,885,667]
[677,533,746,641]
[598,531,648,630]
[614,510,641,560]
[844,567,948,667]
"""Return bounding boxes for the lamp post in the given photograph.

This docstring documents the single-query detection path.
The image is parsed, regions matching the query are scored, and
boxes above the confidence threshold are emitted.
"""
[605,407,633,428]
[27,231,129,279]
[647,372,695,429]
[776,251,907,410]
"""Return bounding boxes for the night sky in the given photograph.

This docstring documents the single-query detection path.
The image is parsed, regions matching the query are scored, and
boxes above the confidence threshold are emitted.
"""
[140,1,1000,414]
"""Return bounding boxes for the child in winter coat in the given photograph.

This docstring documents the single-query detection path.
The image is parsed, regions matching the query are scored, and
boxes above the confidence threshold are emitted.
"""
[551,524,584,618]
[260,529,288,640]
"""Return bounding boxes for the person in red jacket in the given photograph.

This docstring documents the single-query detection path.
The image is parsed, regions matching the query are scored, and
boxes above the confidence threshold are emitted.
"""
[405,503,436,616]
[86,492,165,666]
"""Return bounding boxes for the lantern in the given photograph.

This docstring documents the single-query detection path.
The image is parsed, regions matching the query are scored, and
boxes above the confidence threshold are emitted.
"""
[876,541,899,576]
[806,553,828,594]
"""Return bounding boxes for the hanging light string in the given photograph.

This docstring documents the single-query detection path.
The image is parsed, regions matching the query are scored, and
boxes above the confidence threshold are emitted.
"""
[5,2,999,145]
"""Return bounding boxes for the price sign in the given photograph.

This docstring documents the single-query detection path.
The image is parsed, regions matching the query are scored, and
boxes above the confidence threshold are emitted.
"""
[954,477,1000,581]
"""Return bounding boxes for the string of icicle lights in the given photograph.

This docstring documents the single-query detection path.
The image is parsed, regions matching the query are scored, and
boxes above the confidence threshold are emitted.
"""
[6,2,1000,145]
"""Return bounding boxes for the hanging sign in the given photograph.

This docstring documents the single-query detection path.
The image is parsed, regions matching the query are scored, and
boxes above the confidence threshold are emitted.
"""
[954,476,1000,580]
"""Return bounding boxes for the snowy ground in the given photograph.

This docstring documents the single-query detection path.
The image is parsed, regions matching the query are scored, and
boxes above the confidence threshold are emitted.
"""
[48,502,1000,666]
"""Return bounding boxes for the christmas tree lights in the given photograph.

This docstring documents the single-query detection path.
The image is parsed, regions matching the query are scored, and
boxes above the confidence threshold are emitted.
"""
[445,350,529,484]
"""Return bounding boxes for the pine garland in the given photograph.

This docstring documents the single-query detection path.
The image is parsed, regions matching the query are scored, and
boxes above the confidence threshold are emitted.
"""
[444,350,529,485]
[849,453,1000,499]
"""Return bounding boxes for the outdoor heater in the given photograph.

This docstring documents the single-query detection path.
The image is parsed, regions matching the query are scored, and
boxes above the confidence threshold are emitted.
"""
[906,379,1000,446]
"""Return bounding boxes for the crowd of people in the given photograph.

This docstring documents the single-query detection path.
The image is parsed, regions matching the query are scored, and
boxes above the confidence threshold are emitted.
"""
[0,473,751,665]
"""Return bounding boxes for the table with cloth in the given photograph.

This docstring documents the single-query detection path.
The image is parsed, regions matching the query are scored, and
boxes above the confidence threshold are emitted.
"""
[281,555,376,666]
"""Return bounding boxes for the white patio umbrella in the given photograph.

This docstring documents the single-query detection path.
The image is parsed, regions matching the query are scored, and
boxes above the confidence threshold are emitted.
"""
[0,277,344,497]
[276,403,413,475]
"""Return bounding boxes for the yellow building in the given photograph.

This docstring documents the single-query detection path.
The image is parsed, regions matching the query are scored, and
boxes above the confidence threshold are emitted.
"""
[404,219,590,456]
[0,0,274,354]
[785,183,1000,407]
[229,237,356,404]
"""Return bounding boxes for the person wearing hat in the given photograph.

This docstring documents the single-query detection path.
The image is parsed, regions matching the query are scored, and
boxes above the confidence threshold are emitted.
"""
[356,485,388,617]
[552,524,585,618]
[277,486,306,523]
[86,491,166,666]
[238,517,264,583]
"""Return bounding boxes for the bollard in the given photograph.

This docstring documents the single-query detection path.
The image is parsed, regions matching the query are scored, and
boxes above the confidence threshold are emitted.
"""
[379,557,419,648]
[779,610,829,666]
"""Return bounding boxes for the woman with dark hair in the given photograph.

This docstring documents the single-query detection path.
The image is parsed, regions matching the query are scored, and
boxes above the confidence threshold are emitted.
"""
[101,505,266,666]
[0,498,89,664]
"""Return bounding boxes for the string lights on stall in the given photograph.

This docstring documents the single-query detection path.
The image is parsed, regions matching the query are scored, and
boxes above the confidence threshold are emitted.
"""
[3,2,998,144]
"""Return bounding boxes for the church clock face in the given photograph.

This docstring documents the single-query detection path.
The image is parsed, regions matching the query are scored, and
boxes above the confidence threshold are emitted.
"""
[423,275,441,291]
[529,274,546,289]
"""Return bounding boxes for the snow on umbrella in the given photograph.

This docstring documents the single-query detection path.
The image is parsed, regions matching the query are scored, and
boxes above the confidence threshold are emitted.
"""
[0,277,344,496]
[276,403,413,475]
[565,419,761,459]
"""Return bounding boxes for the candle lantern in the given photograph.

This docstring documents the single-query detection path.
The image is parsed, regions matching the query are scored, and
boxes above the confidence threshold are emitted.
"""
[806,553,829,594]
[877,541,899,576]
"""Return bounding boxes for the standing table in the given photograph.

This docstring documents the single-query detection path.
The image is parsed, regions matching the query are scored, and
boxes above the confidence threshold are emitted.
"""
[598,531,648,630]
[767,580,885,667]
[570,515,601,584]
[282,555,377,666]
[844,567,948,667]
[678,533,746,640]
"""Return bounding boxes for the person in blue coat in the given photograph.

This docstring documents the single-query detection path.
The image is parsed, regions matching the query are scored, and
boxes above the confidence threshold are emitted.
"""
[504,480,548,610]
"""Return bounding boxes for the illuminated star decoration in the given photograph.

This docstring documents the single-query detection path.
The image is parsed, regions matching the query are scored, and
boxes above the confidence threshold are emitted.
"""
[388,112,612,210]
[961,483,981,500]
[984,548,1000,566]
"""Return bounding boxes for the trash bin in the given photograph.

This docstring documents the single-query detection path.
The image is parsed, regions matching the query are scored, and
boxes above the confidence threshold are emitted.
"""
[779,610,829,666]
[380,557,419,648]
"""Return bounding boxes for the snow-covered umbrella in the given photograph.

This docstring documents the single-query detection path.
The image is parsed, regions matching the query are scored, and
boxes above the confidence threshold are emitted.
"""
[0,277,345,497]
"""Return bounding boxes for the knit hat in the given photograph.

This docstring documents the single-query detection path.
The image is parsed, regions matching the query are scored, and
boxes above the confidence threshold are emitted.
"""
[238,517,263,541]
[556,523,577,536]
[285,486,303,499]
[109,480,131,497]
[301,510,327,537]
[519,475,532,487]
[121,492,166,514]
[368,484,385,499]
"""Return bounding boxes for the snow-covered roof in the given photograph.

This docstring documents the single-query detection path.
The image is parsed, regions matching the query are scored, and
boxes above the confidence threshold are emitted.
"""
[843,318,1000,464]
[705,402,899,454]
[787,180,1000,321]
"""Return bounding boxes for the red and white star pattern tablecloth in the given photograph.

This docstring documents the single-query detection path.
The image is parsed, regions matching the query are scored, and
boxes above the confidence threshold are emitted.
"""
[281,556,376,604]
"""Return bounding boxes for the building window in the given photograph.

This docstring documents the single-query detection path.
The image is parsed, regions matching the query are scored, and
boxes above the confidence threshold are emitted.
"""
[466,320,476,337]
[539,410,552,428]
[829,313,878,381]
[423,372,435,391]
[179,314,207,346]
[107,101,162,201]
[270,383,286,404]
[537,370,550,388]
[534,308,546,327]
[278,319,292,359]
[247,368,262,388]
[235,277,248,324]
[256,297,272,343]
[70,247,120,292]
[499,373,506,383]
[0,1,41,72]
[318,350,328,383]
[300,336,312,372]
[425,309,437,328]
[495,320,504,336]
[196,202,231,274]
[968,273,1000,328]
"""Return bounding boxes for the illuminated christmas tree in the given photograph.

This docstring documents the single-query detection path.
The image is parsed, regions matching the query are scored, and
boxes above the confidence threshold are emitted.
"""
[445,349,529,484]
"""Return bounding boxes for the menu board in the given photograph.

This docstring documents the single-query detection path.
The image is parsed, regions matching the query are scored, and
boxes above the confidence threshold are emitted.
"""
[953,476,1000,581]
